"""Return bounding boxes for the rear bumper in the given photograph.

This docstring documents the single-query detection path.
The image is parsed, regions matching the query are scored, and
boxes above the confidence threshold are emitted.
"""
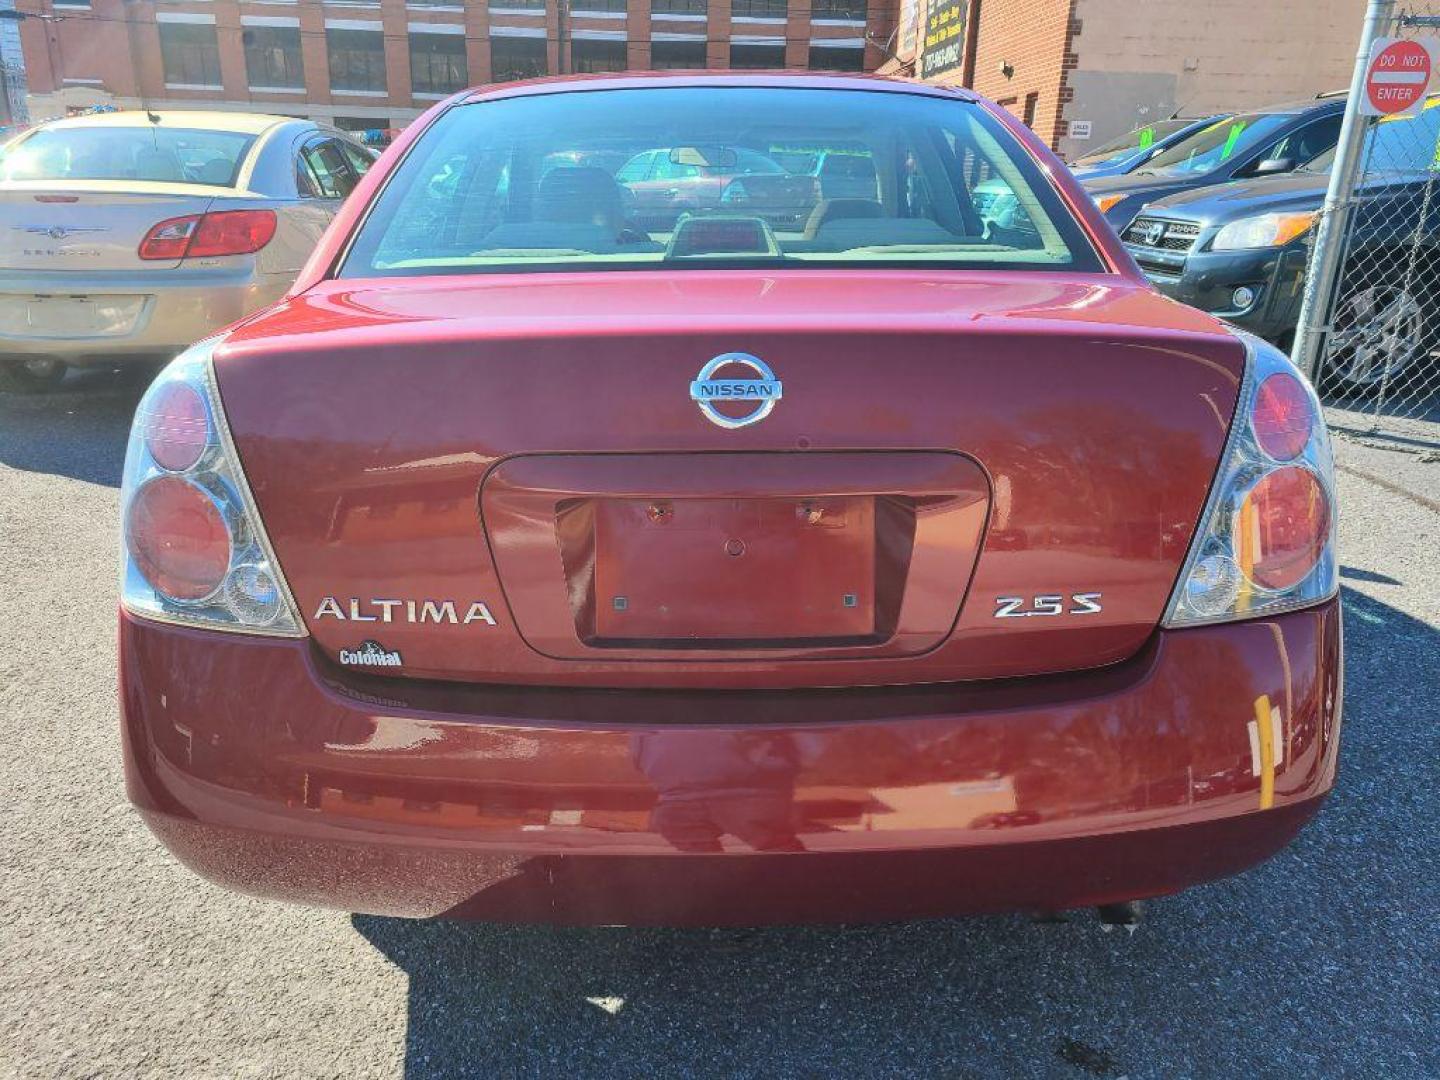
[0,268,287,365]
[120,599,1342,925]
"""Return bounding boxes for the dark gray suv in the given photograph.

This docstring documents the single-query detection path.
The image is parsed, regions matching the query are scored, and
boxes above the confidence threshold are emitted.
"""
[1083,98,1346,232]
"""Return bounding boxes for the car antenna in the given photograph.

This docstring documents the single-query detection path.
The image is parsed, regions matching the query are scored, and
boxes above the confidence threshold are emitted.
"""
[147,109,162,125]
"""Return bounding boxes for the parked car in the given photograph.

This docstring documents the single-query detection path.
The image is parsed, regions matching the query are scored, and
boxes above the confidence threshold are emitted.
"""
[0,111,375,392]
[1082,97,1346,232]
[1121,96,1440,391]
[615,145,815,228]
[118,73,1340,926]
[1067,115,1230,181]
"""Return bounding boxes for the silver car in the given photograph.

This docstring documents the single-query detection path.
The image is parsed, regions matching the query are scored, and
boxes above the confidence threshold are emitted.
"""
[0,110,375,392]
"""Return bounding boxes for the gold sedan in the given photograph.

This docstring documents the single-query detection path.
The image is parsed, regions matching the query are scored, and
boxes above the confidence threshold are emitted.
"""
[0,110,375,392]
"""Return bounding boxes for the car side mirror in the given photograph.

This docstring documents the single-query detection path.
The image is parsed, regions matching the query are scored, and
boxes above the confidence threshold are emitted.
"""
[1253,156,1297,176]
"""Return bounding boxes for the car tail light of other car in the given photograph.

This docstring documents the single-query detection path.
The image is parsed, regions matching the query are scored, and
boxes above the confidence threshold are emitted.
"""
[1164,335,1337,626]
[138,209,277,261]
[120,342,305,636]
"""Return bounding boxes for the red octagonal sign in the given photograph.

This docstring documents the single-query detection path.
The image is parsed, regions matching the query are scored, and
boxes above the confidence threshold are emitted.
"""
[1365,39,1432,115]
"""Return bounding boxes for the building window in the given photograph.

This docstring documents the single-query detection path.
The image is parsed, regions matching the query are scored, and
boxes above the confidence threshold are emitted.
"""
[729,42,784,67]
[571,38,626,72]
[490,36,547,81]
[652,0,706,13]
[731,0,785,17]
[159,23,222,88]
[244,26,304,89]
[1022,91,1039,128]
[807,44,863,70]
[328,28,388,93]
[410,32,468,95]
[332,117,380,132]
[650,39,705,67]
[812,0,865,18]
[571,0,627,12]
[490,0,545,8]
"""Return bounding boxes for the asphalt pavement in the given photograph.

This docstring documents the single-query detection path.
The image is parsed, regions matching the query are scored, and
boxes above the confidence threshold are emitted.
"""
[1,370,1437,1080]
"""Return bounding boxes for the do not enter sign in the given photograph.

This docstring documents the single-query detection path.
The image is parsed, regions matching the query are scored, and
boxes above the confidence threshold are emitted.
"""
[1363,38,1434,116]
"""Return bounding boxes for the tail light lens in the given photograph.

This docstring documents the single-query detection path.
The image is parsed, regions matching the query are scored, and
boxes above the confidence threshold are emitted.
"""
[1237,467,1330,591]
[138,216,197,261]
[1251,372,1313,461]
[138,210,276,261]
[120,342,304,636]
[125,477,232,601]
[1164,335,1337,627]
[190,210,277,257]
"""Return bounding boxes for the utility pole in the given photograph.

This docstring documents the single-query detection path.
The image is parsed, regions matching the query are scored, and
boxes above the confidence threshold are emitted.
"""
[1290,0,1396,379]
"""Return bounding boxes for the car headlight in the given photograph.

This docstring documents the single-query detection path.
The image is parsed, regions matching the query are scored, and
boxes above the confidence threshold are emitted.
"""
[1093,193,1126,214]
[1212,211,1316,251]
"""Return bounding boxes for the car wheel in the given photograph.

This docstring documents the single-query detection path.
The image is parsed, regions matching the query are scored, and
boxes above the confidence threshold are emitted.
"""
[1321,279,1431,393]
[0,356,68,394]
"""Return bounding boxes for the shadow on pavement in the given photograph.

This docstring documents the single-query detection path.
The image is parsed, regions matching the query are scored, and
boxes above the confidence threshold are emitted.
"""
[0,367,151,488]
[353,587,1439,1079]
[1339,564,1402,586]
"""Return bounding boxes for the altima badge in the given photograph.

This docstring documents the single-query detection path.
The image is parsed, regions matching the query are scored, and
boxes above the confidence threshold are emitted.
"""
[315,597,498,625]
[690,353,783,429]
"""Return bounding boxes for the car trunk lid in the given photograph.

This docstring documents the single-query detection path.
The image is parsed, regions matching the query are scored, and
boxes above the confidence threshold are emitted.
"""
[215,270,1245,689]
[0,181,227,272]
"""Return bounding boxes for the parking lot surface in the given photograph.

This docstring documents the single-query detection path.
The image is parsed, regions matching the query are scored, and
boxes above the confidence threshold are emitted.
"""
[1,372,1437,1080]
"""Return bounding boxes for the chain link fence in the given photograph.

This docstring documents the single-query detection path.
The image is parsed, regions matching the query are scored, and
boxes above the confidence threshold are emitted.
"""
[1294,1,1440,448]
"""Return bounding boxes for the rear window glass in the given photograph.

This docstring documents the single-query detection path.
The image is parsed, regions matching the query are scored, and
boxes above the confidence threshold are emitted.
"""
[341,87,1102,277]
[1135,113,1294,178]
[1367,96,1440,172]
[0,126,256,187]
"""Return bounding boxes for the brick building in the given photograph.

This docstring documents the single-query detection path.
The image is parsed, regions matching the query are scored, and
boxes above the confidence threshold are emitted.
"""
[898,0,1368,156]
[19,0,897,128]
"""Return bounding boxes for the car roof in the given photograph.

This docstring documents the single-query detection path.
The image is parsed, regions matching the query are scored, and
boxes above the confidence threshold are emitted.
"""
[1238,97,1347,117]
[37,110,294,135]
[462,70,976,105]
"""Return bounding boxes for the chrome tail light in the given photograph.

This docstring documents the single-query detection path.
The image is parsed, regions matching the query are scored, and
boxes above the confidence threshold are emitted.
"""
[120,341,305,636]
[1164,334,1338,627]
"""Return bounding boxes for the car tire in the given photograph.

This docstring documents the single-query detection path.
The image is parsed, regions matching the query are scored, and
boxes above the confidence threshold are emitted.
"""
[1319,259,1437,395]
[0,356,68,394]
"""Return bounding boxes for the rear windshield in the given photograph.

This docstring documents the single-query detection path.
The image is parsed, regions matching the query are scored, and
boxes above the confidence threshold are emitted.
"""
[1071,118,1197,168]
[1134,113,1294,178]
[0,126,256,187]
[340,87,1102,277]
[1365,97,1440,172]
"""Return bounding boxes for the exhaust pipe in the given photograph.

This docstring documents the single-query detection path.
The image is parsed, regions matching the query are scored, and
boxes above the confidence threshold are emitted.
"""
[1096,901,1143,932]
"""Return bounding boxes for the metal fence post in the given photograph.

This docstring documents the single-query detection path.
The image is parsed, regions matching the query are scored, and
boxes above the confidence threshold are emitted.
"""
[1291,0,1397,381]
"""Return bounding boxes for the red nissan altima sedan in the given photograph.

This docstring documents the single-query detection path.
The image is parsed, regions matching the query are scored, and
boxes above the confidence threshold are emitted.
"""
[118,73,1341,926]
